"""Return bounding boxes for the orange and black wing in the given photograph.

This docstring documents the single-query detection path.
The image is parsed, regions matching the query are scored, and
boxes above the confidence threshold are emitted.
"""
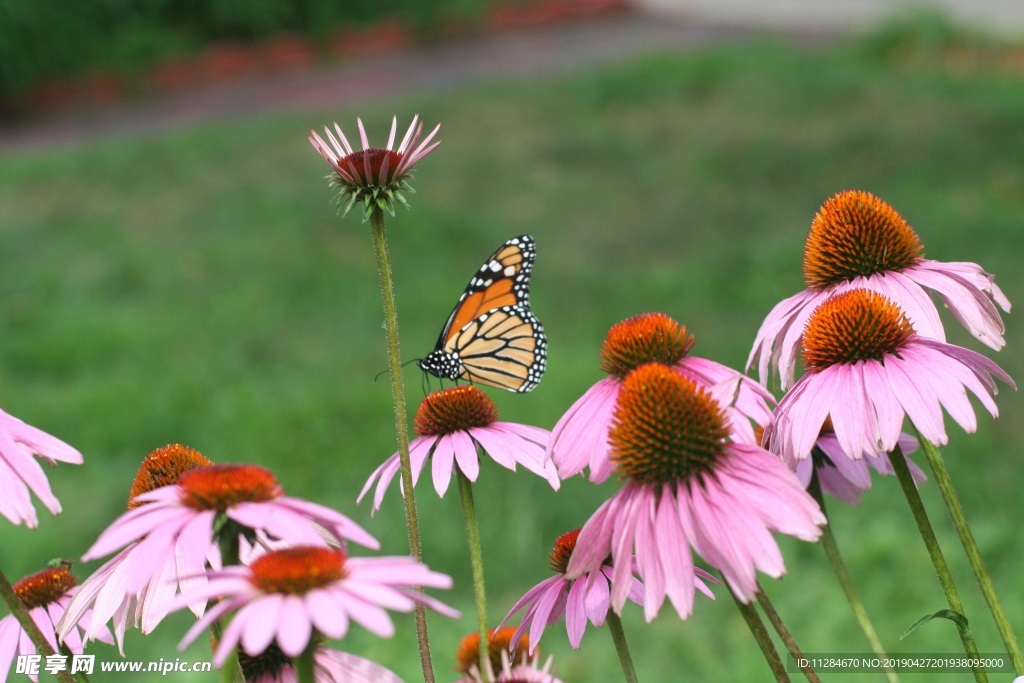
[418,235,546,393]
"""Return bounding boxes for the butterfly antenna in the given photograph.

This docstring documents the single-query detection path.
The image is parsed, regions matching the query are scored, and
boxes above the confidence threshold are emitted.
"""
[374,358,421,383]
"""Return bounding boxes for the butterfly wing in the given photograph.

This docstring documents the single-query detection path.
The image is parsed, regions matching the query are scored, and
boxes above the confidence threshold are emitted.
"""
[419,235,546,392]
[433,234,535,349]
[448,305,546,392]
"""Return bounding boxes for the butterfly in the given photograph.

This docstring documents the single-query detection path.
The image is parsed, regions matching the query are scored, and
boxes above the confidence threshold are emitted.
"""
[418,235,547,393]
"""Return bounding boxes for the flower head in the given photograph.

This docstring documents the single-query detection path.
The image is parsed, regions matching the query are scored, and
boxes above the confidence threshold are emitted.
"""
[84,462,378,563]
[500,528,715,653]
[455,627,526,679]
[359,386,558,512]
[550,313,774,483]
[463,652,563,683]
[60,458,378,652]
[309,115,440,220]
[0,407,82,528]
[171,546,457,667]
[1,562,113,682]
[58,444,216,651]
[766,289,1015,463]
[749,190,1011,389]
[567,364,825,612]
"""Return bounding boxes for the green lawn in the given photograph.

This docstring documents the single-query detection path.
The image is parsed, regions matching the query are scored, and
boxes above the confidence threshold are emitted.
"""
[1,20,1022,683]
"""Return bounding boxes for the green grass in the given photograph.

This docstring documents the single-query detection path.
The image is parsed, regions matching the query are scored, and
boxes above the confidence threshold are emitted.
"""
[2,22,1023,682]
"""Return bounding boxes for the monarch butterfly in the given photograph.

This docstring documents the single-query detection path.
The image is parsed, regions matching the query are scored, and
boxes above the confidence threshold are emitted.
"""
[418,235,547,393]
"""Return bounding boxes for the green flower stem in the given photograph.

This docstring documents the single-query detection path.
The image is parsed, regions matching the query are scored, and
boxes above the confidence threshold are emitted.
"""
[214,524,245,683]
[887,445,987,682]
[605,611,639,683]
[368,207,435,683]
[808,473,900,683]
[295,642,316,683]
[912,428,1024,674]
[0,568,76,683]
[221,657,238,683]
[729,585,789,682]
[59,642,91,683]
[457,469,490,681]
[756,585,820,683]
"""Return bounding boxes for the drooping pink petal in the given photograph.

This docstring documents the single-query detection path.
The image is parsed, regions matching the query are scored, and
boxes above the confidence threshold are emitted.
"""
[276,595,313,657]
[883,354,948,445]
[82,499,193,560]
[239,594,283,656]
[548,378,620,483]
[449,429,480,481]
[566,497,617,580]
[564,577,590,648]
[431,434,456,496]
[654,489,697,619]
[609,486,646,612]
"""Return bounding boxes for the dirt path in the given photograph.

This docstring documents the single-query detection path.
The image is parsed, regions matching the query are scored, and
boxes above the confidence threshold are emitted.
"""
[0,13,820,152]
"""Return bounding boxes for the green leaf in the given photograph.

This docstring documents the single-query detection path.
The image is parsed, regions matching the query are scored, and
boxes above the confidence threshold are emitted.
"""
[901,609,970,639]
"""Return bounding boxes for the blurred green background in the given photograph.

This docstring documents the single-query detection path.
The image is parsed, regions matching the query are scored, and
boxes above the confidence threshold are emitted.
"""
[1,11,1023,683]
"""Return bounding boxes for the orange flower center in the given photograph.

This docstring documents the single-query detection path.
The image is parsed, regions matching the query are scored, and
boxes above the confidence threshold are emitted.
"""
[128,444,213,509]
[610,363,729,484]
[600,313,694,379]
[455,627,529,674]
[339,149,403,186]
[802,289,914,372]
[414,386,499,436]
[177,464,283,511]
[248,547,346,595]
[548,529,581,574]
[803,190,924,289]
[13,562,77,609]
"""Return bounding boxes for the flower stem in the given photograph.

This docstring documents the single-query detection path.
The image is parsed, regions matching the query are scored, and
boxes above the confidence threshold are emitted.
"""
[605,611,639,683]
[912,429,1024,674]
[887,445,987,682]
[213,527,245,683]
[729,586,789,682]
[59,642,91,683]
[295,641,317,683]
[0,567,76,683]
[756,585,820,683]
[808,472,900,683]
[368,206,435,683]
[457,469,489,681]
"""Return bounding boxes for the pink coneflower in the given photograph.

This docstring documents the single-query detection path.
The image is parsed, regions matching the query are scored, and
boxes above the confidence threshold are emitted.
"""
[749,190,1011,389]
[791,426,926,506]
[0,407,82,528]
[766,289,1014,464]
[0,563,113,682]
[454,627,528,681]
[550,313,774,484]
[464,654,563,683]
[309,115,441,220]
[359,386,558,512]
[57,444,215,651]
[567,363,825,614]
[170,546,457,667]
[83,462,378,563]
[500,528,716,653]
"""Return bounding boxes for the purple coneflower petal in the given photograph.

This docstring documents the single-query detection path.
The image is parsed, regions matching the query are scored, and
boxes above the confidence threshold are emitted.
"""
[431,434,457,496]
[549,378,619,483]
[240,595,282,655]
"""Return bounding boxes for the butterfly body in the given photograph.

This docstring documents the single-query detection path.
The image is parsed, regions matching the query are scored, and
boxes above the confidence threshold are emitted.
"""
[418,235,546,393]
